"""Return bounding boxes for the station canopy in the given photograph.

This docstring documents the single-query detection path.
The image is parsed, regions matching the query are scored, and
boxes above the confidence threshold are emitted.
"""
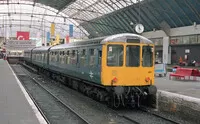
[0,0,199,39]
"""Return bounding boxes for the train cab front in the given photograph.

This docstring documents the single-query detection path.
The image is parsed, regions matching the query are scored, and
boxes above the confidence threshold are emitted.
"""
[101,42,157,108]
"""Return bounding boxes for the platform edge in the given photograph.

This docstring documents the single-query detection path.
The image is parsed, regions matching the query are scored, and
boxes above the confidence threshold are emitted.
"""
[7,62,47,124]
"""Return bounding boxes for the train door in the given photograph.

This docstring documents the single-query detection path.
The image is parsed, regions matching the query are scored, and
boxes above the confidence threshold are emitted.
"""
[77,47,86,79]
[87,46,100,83]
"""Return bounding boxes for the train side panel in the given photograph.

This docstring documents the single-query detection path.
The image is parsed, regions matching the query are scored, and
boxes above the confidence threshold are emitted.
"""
[32,51,49,68]
[48,45,102,85]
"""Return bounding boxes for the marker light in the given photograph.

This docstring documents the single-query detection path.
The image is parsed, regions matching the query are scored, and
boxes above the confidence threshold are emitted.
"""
[111,77,118,85]
[145,77,150,82]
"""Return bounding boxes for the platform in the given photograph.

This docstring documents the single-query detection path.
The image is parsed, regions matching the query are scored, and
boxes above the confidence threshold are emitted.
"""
[155,73,200,123]
[0,60,44,124]
[155,73,200,98]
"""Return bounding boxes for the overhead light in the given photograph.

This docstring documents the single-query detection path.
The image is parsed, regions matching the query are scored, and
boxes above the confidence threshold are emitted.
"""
[194,22,197,27]
[130,22,134,26]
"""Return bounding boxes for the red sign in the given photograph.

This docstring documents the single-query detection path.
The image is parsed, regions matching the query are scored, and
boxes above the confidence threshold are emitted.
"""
[170,39,178,44]
[17,31,30,40]
[66,35,69,44]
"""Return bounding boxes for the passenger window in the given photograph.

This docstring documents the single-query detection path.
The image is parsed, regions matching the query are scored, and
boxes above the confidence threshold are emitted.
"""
[42,53,44,61]
[98,51,102,65]
[89,49,95,66]
[53,52,56,62]
[41,53,43,61]
[66,50,70,64]
[59,51,62,63]
[36,53,39,61]
[70,50,77,65]
[44,53,46,62]
[56,51,59,62]
[61,51,65,64]
[126,45,140,67]
[107,45,123,66]
[51,52,53,62]
[80,49,87,66]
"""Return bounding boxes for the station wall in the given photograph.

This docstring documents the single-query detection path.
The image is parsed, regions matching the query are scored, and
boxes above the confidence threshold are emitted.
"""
[142,24,200,64]
[171,45,200,64]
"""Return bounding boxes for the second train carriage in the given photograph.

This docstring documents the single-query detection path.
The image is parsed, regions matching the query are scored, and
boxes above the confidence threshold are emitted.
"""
[24,48,33,63]
[32,46,51,68]
[24,33,157,108]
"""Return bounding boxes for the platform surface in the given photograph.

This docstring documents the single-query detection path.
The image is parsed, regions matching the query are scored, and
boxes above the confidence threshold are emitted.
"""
[155,73,200,98]
[0,60,41,124]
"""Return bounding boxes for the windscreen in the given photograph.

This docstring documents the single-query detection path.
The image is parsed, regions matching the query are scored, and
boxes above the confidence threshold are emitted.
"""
[142,46,153,67]
[126,45,140,67]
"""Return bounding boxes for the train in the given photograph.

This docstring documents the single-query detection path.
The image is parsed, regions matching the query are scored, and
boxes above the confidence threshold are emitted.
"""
[24,33,157,108]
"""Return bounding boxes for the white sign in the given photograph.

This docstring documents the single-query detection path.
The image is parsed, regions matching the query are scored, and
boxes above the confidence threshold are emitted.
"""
[17,35,25,40]
[109,47,112,52]
[185,49,190,53]
[5,40,36,50]
[89,71,94,79]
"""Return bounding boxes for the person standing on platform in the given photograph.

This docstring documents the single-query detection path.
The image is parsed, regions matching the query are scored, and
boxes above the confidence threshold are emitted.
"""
[179,56,183,65]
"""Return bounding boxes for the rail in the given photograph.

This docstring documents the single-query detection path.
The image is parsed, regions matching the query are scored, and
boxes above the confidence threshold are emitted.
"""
[21,63,180,124]
[17,65,90,124]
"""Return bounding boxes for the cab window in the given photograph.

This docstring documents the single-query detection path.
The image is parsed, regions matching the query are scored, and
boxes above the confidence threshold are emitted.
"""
[126,45,140,67]
[107,45,123,66]
[142,46,153,67]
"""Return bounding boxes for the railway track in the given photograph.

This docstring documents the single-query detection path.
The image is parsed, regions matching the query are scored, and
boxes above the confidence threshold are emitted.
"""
[12,65,90,124]
[118,109,180,124]
[18,63,182,124]
[139,106,179,124]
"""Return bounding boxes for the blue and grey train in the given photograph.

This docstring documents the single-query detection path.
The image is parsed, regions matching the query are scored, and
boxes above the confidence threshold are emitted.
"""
[24,33,157,108]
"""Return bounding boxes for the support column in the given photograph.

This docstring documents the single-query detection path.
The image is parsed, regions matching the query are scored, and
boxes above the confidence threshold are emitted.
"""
[162,37,169,64]
[168,46,171,64]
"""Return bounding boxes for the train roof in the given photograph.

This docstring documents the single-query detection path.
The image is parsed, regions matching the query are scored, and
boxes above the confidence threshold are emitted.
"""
[24,47,36,52]
[50,36,106,50]
[101,33,152,44]
[32,46,51,52]
[49,33,153,50]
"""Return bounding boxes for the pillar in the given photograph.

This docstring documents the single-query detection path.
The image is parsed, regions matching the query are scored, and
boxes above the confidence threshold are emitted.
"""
[162,37,169,64]
[168,46,171,64]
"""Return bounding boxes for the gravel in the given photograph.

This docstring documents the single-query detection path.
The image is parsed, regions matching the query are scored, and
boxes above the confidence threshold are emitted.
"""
[12,65,88,124]
[12,64,196,124]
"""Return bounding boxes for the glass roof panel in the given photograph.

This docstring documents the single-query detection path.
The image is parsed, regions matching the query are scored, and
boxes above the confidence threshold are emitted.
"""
[63,0,143,23]
[0,0,143,39]
[0,1,89,39]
